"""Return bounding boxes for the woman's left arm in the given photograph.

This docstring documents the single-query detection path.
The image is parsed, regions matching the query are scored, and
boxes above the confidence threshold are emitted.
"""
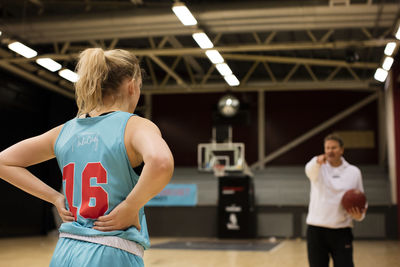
[0,125,74,222]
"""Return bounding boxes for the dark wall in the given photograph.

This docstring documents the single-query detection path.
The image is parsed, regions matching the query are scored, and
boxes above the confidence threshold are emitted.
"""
[152,90,379,167]
[146,205,398,239]
[152,92,258,166]
[265,91,378,165]
[0,70,76,236]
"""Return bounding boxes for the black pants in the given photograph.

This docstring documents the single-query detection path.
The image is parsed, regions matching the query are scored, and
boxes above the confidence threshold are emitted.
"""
[307,225,354,267]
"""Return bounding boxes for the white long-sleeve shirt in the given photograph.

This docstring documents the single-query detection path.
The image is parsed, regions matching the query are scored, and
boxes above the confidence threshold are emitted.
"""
[305,156,365,228]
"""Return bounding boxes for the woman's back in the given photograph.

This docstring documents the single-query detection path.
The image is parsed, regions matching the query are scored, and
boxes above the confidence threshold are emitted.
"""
[55,111,149,248]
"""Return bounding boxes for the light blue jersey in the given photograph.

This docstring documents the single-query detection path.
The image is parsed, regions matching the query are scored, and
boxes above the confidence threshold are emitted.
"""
[54,111,150,250]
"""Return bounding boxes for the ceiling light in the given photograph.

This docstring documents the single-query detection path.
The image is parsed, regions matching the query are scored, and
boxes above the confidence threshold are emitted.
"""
[172,2,197,26]
[205,50,224,64]
[8,41,37,58]
[192,32,213,49]
[384,42,396,56]
[374,68,388,82]
[382,57,394,71]
[223,74,240,86]
[36,58,62,72]
[216,63,233,76]
[59,69,79,82]
[396,25,400,40]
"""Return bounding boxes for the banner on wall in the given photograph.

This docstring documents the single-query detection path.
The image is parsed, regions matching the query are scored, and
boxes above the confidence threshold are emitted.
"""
[146,184,198,206]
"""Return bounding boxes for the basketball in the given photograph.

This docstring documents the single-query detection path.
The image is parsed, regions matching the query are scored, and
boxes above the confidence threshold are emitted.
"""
[341,189,367,211]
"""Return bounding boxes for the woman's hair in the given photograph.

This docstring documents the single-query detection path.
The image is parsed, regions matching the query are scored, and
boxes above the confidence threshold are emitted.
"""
[324,133,344,147]
[74,48,141,116]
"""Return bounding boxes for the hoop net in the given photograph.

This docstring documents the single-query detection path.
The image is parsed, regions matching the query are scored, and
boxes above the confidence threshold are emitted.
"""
[213,164,226,177]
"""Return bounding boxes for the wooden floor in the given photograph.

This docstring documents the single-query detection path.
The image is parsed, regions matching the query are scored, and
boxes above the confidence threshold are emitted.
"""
[0,234,399,267]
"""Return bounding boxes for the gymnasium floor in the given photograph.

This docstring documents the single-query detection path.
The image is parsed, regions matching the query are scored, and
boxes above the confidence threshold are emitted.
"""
[0,234,399,267]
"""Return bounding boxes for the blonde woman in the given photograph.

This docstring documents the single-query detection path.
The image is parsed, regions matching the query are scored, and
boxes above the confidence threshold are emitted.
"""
[0,48,174,266]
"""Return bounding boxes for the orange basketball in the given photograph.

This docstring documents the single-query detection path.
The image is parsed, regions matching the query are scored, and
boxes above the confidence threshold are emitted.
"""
[341,189,366,211]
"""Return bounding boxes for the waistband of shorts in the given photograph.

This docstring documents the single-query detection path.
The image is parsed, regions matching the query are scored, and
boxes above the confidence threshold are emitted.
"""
[59,232,144,258]
[307,225,352,231]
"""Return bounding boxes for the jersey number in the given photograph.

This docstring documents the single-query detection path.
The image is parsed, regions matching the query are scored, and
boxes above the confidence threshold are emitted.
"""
[63,163,109,220]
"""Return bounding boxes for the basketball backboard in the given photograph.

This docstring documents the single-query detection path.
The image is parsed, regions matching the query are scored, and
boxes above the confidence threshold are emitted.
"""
[197,142,245,172]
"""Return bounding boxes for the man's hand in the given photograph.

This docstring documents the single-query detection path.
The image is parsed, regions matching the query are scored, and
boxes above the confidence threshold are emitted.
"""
[54,194,74,222]
[316,154,327,165]
[93,200,141,232]
[347,207,365,220]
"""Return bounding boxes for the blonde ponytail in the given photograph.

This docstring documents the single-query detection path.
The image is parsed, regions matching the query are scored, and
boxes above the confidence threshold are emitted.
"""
[75,48,107,116]
[74,48,140,116]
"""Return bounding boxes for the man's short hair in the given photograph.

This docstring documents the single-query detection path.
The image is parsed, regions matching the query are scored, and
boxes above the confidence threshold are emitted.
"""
[324,134,344,147]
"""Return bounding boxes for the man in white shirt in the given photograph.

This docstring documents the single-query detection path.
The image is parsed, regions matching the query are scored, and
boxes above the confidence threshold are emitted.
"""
[305,134,367,267]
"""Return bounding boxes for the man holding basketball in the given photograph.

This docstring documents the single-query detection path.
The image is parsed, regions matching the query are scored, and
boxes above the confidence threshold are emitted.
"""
[305,134,367,267]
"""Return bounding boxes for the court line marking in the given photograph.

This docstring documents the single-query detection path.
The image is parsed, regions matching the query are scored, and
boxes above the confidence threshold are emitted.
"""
[269,241,285,253]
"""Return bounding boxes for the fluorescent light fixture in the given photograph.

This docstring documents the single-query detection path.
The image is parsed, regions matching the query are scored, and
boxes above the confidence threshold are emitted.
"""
[396,25,400,40]
[36,58,62,72]
[172,2,197,26]
[384,42,396,56]
[192,32,213,49]
[8,41,37,58]
[59,69,79,82]
[205,50,224,64]
[224,74,240,86]
[382,57,394,71]
[374,68,388,82]
[216,63,233,76]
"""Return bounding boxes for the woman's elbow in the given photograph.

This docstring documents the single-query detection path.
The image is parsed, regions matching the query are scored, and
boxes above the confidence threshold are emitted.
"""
[148,153,174,176]
[0,155,8,178]
[158,155,174,175]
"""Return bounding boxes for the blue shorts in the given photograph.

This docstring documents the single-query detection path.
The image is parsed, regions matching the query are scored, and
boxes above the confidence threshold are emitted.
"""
[50,237,144,267]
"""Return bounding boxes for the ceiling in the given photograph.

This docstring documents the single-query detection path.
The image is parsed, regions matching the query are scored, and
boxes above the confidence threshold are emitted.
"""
[0,0,399,99]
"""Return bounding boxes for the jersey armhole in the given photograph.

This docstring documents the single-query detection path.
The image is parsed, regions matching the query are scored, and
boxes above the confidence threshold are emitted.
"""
[121,114,141,173]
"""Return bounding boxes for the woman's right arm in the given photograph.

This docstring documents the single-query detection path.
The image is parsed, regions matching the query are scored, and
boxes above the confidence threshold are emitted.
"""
[94,116,174,231]
[0,125,74,222]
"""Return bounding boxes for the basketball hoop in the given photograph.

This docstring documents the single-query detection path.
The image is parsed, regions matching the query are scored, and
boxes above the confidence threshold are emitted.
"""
[213,164,226,177]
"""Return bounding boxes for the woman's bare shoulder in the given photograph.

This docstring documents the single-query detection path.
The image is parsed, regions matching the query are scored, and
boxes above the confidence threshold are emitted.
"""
[127,116,161,135]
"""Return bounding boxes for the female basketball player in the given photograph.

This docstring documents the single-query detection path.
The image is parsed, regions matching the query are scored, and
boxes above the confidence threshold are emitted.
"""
[0,48,174,266]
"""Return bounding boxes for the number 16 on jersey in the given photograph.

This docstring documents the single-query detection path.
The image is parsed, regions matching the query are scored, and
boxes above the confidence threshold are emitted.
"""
[62,162,109,220]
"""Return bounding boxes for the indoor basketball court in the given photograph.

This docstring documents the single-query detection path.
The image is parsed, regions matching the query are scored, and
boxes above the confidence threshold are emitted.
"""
[1,0,400,267]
